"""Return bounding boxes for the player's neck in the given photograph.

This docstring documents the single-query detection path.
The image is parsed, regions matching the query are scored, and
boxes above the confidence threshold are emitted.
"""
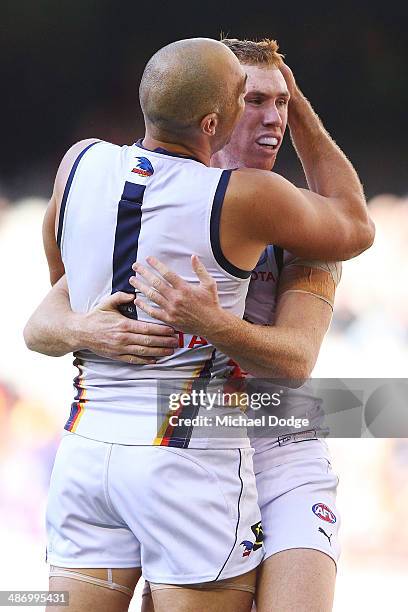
[142,135,211,166]
[211,149,240,170]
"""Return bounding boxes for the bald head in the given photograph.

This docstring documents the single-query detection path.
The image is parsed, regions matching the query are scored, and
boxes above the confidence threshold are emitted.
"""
[139,38,246,138]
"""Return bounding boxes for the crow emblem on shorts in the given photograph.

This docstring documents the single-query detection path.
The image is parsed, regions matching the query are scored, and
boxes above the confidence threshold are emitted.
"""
[240,521,264,557]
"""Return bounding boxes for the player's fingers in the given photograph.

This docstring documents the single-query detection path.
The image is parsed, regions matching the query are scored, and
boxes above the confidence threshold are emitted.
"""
[125,344,175,357]
[280,63,296,91]
[131,264,172,299]
[130,321,176,336]
[100,291,135,309]
[127,334,179,348]
[280,62,292,76]
[191,254,214,286]
[134,297,170,323]
[144,256,184,289]
[129,277,168,308]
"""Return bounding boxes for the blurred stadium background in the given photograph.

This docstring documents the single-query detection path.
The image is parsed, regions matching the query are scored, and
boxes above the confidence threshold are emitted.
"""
[1,1,407,610]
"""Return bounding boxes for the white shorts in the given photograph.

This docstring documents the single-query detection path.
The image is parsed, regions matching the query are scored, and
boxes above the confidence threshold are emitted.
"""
[254,439,340,565]
[46,432,263,584]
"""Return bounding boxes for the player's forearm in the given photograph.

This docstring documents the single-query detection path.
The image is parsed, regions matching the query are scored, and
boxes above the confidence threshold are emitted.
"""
[23,286,84,356]
[288,89,373,242]
[289,90,361,196]
[204,309,310,380]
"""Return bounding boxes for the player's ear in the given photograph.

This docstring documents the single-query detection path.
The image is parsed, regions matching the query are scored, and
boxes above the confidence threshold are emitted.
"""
[201,113,218,137]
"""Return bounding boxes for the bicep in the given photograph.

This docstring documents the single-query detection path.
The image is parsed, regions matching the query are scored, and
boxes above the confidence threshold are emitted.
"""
[244,171,351,260]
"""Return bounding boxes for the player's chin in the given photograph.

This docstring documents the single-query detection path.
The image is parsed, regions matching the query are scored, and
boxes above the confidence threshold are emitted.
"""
[251,145,278,170]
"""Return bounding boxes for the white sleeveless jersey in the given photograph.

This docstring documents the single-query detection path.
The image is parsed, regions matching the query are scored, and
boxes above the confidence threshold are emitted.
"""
[243,246,325,453]
[57,140,252,448]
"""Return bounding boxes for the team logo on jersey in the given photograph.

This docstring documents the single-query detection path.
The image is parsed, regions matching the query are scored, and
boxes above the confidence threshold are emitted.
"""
[240,521,264,557]
[132,157,154,177]
[312,503,337,524]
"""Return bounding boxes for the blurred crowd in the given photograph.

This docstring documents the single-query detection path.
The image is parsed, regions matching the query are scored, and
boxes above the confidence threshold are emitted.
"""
[0,194,407,607]
[314,194,408,378]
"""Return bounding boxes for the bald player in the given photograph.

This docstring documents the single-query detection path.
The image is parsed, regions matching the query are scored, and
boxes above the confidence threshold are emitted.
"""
[133,39,343,612]
[25,38,373,612]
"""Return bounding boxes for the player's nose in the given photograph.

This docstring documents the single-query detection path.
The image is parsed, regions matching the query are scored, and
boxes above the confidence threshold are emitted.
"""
[262,105,282,126]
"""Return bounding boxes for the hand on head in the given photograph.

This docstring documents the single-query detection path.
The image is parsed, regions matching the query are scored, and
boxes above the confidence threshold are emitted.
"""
[279,63,298,98]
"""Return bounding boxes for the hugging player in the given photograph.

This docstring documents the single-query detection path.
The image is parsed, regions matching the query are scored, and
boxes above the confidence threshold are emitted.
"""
[25,38,373,612]
[134,38,342,612]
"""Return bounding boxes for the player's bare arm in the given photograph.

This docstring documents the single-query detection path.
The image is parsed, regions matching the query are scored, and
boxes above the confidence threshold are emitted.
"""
[281,63,354,195]
[130,255,336,380]
[23,275,178,363]
[223,165,373,270]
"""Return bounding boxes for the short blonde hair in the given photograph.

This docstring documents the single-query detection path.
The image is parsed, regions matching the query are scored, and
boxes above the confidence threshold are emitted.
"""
[221,38,284,68]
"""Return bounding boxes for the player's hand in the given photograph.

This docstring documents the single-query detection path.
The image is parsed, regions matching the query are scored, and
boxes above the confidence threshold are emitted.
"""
[279,62,299,99]
[130,255,223,336]
[82,292,179,364]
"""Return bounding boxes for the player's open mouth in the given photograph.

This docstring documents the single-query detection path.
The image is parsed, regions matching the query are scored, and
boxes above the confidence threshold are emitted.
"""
[255,136,280,151]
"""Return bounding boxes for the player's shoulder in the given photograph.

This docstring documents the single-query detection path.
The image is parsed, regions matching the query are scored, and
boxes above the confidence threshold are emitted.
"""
[229,167,289,191]
[57,138,100,172]
[65,137,101,156]
[61,137,115,171]
[226,168,290,208]
[54,139,105,200]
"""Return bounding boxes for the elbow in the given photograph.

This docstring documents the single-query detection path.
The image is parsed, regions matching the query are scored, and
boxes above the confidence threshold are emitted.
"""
[352,216,376,257]
[23,317,50,354]
[340,216,375,261]
[23,320,37,352]
[248,337,316,384]
[281,365,310,389]
[274,354,314,389]
[360,216,376,252]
